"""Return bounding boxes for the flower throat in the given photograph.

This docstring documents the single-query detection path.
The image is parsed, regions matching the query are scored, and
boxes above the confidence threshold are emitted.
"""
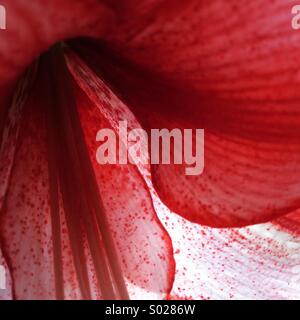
[27,44,129,300]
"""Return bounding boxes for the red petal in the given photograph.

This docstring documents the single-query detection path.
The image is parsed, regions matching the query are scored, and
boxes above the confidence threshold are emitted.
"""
[0,48,174,299]
[72,1,300,226]
[274,210,300,238]
[0,0,114,119]
[0,69,90,299]
[68,51,175,299]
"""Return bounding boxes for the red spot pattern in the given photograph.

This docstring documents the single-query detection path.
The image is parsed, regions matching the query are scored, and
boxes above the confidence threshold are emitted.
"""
[0,0,300,299]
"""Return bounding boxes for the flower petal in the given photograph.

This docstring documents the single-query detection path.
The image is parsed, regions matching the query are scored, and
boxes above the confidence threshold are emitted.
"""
[157,203,300,300]
[67,51,175,299]
[0,0,114,122]
[0,69,91,299]
[273,210,300,238]
[0,48,174,299]
[72,0,300,226]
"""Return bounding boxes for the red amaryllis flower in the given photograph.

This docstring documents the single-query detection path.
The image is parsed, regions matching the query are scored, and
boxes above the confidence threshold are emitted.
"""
[0,0,300,300]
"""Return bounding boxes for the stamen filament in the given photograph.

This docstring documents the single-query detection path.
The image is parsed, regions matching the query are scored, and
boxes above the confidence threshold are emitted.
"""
[40,44,129,300]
